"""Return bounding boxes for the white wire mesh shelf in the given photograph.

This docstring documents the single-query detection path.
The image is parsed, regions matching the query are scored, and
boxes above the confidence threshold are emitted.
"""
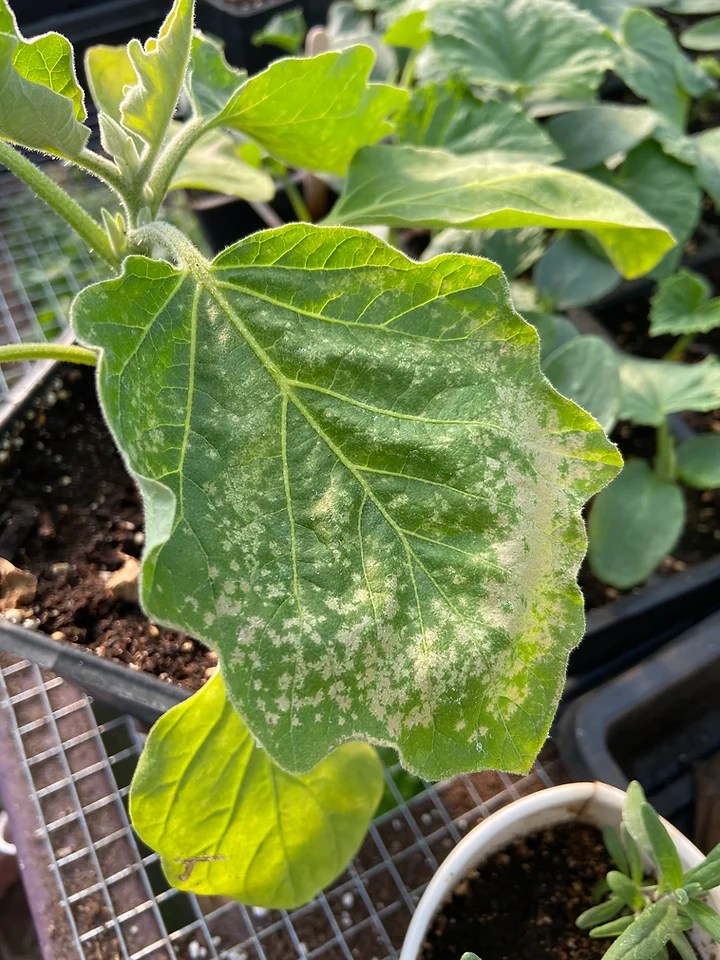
[0,654,566,960]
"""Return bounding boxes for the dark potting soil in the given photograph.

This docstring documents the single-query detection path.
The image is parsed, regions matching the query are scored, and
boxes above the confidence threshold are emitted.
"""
[0,366,215,690]
[421,822,619,960]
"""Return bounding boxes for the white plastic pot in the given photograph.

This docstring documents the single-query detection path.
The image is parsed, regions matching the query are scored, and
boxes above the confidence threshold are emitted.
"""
[401,782,720,960]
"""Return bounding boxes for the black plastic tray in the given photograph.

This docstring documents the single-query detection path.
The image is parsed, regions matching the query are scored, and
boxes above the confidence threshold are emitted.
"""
[556,610,720,838]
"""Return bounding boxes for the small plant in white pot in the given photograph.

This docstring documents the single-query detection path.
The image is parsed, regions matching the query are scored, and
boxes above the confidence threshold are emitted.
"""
[402,782,720,960]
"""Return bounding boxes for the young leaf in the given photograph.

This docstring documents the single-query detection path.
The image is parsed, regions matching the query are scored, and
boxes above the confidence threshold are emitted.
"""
[121,0,194,154]
[72,223,620,779]
[622,823,645,886]
[684,898,720,941]
[577,895,626,929]
[252,7,306,53]
[607,870,643,909]
[623,781,653,852]
[681,17,720,51]
[588,460,686,589]
[425,0,614,102]
[169,128,275,201]
[676,435,720,490]
[618,356,720,427]
[590,915,636,938]
[130,671,383,907]
[547,105,658,171]
[397,83,562,162]
[683,841,720,891]
[85,44,137,121]
[602,899,677,960]
[328,145,675,279]
[215,47,406,175]
[640,802,683,891]
[187,32,247,118]
[543,335,621,433]
[534,234,621,310]
[649,270,720,338]
[604,825,630,876]
[382,0,433,49]
[421,227,546,279]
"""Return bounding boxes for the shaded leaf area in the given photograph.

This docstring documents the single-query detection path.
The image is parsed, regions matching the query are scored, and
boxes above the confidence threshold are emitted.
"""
[130,671,383,907]
[72,223,619,779]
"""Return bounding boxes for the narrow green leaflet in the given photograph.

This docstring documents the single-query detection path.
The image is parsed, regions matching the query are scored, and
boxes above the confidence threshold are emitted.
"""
[681,17,720,51]
[422,228,546,279]
[604,825,630,874]
[650,270,720,337]
[187,32,247,118]
[397,83,562,162]
[589,460,686,589]
[169,129,275,201]
[640,802,683,891]
[590,916,635,938]
[543,336,621,433]
[616,10,713,129]
[72,223,620,778]
[619,356,720,426]
[577,895,625,930]
[130,671,383,907]
[622,823,645,885]
[547,105,658,170]
[534,234,620,309]
[328,145,675,279]
[677,435,720,490]
[623,780,653,854]
[670,933,699,960]
[252,7,306,53]
[684,898,720,940]
[425,0,614,102]
[607,870,643,909]
[215,47,408,175]
[603,900,677,960]
[121,0,194,153]
[0,19,89,156]
[683,841,720,890]
[85,44,136,120]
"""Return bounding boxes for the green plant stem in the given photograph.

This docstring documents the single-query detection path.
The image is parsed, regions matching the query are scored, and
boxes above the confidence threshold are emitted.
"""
[400,49,418,89]
[655,419,677,482]
[663,333,695,362]
[74,148,126,193]
[0,140,120,270]
[146,117,209,218]
[285,177,312,223]
[0,342,98,366]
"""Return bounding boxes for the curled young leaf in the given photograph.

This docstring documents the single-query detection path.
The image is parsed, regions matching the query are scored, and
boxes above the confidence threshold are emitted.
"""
[130,671,383,907]
[72,223,620,779]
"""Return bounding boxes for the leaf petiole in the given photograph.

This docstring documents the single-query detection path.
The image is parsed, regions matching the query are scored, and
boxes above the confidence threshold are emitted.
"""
[284,176,312,222]
[655,419,677,483]
[0,343,98,366]
[663,332,695,362]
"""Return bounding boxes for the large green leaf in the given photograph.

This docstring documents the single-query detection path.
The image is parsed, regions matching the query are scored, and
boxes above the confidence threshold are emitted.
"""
[543,335,621,432]
[398,83,562,162]
[328,145,675,278]
[649,269,720,337]
[121,0,194,153]
[85,44,136,121]
[547,105,658,170]
[0,14,89,156]
[602,899,677,960]
[619,356,720,426]
[589,460,685,589]
[677,435,720,490]
[570,0,655,31]
[72,223,620,778]
[422,227,546,279]
[169,128,275,201]
[425,0,614,102]
[252,7,306,53]
[534,234,620,309]
[187,31,246,118]
[681,16,720,51]
[215,47,407,175]
[616,9,713,129]
[130,671,383,907]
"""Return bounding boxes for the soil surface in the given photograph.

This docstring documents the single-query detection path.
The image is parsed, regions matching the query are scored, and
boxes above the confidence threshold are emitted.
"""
[0,366,214,690]
[420,822,680,960]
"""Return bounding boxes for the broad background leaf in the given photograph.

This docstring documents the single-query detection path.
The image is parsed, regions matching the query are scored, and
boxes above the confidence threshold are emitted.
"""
[328,145,675,278]
[534,234,621,309]
[325,2,397,82]
[619,356,720,426]
[188,31,247,117]
[543,335,621,432]
[169,128,275,201]
[589,460,685,589]
[547,105,658,170]
[677,435,720,489]
[422,227,546,279]
[72,223,619,778]
[215,47,407,175]
[681,16,720,51]
[252,7,306,53]
[130,671,383,907]
[649,269,720,337]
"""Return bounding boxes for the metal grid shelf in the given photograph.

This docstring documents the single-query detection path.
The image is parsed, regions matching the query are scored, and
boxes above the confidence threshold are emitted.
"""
[0,654,565,960]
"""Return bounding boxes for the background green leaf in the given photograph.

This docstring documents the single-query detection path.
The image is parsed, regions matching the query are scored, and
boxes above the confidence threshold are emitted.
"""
[677,434,720,489]
[547,105,658,170]
[649,269,720,337]
[326,2,397,82]
[534,233,621,309]
[619,356,720,426]
[73,223,619,779]
[683,841,720,890]
[527,312,580,362]
[130,671,383,907]
[329,145,674,278]
[681,16,720,51]
[169,128,275,200]
[188,31,247,117]
[589,460,686,589]
[421,227,546,278]
[252,7,307,53]
[216,47,407,175]
[543,335,621,432]
[85,44,136,121]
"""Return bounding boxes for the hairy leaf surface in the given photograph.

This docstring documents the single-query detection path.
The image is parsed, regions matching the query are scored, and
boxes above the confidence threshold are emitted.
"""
[215,47,407,175]
[72,223,619,778]
[187,32,247,117]
[85,44,136,120]
[425,0,613,102]
[328,145,674,278]
[130,671,382,907]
